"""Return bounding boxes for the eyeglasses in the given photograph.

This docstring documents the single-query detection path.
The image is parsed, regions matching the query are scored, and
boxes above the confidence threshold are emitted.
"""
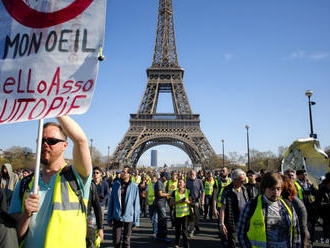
[42,138,66,146]
[93,171,100,175]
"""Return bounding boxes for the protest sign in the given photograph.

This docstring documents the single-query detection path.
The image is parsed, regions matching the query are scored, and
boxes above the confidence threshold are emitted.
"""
[0,0,106,124]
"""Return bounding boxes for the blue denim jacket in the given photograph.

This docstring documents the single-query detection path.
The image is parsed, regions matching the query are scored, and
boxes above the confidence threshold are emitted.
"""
[107,180,140,226]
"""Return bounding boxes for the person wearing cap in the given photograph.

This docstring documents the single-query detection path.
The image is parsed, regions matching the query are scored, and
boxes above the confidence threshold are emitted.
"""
[154,171,171,243]
[296,169,317,241]
[245,170,260,200]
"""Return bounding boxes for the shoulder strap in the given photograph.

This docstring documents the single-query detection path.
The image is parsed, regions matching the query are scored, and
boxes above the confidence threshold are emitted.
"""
[60,165,87,214]
[19,173,34,200]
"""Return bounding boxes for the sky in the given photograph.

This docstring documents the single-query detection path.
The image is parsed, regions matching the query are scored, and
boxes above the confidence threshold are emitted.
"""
[0,0,330,167]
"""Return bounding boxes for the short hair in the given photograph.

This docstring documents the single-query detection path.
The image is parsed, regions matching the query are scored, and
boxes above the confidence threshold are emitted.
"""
[93,166,103,173]
[260,172,283,194]
[123,166,131,174]
[247,169,256,175]
[231,169,246,180]
[43,122,67,140]
[296,169,306,175]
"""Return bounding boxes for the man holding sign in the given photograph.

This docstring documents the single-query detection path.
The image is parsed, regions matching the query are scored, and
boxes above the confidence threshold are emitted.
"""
[9,115,92,247]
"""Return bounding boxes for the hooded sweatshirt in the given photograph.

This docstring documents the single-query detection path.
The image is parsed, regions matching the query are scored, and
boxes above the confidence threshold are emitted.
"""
[1,163,19,204]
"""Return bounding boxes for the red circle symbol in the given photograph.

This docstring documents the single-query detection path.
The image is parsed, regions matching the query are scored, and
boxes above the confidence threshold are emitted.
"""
[2,0,93,28]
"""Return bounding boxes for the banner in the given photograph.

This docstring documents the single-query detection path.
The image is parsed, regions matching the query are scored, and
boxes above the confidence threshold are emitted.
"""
[0,0,106,124]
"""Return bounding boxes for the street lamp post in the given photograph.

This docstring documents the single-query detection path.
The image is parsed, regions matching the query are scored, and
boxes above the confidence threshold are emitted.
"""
[305,90,317,139]
[221,139,225,168]
[245,125,250,170]
[90,138,94,160]
[107,146,110,167]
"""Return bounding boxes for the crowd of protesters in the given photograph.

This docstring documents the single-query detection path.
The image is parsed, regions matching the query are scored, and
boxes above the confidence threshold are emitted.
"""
[0,120,330,248]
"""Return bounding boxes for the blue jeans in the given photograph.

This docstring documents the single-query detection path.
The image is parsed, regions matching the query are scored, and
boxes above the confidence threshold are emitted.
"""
[156,204,167,239]
[148,205,158,235]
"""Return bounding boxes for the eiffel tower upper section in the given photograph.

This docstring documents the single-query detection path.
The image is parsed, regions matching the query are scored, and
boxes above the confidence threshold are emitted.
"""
[112,0,215,168]
[151,0,179,69]
[136,0,193,117]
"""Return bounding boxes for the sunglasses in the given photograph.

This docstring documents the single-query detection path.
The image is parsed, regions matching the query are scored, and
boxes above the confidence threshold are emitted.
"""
[42,138,66,146]
[93,171,100,175]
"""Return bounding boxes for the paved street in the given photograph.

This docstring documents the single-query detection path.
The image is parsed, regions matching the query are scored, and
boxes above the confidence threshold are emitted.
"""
[101,214,221,248]
[100,214,330,248]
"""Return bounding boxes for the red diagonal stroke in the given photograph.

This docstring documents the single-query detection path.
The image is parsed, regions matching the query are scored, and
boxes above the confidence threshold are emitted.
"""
[2,0,93,28]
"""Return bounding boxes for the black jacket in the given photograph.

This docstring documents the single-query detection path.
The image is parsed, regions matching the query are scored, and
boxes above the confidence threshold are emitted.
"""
[222,183,249,232]
[87,182,103,230]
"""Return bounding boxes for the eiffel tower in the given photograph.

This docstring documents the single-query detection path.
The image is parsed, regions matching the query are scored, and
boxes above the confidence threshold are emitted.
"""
[111,0,216,168]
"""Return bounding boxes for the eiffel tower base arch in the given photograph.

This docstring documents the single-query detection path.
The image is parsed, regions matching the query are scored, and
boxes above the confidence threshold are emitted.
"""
[111,115,215,169]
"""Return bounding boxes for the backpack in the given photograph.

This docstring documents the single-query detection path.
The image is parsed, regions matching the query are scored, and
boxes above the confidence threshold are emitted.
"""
[19,165,86,214]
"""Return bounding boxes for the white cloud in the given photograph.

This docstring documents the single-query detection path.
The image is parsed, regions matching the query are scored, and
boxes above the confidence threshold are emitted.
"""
[286,50,329,60]
[309,52,329,60]
[287,50,306,59]
[224,53,233,61]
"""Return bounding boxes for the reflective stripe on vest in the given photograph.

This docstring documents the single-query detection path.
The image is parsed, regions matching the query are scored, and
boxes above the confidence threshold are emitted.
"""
[294,181,303,200]
[44,169,87,248]
[247,195,293,248]
[175,189,190,218]
[216,178,231,208]
[147,182,155,205]
[22,167,88,248]
[168,180,178,195]
[204,178,215,196]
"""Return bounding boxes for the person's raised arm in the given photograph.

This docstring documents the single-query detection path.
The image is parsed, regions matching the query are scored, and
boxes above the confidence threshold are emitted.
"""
[56,116,91,178]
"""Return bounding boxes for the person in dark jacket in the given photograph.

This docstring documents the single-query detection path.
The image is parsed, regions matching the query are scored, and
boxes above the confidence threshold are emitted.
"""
[0,188,19,248]
[186,170,204,237]
[315,172,330,240]
[245,170,260,200]
[219,169,249,248]
[87,181,104,247]
[93,167,110,219]
[138,176,148,218]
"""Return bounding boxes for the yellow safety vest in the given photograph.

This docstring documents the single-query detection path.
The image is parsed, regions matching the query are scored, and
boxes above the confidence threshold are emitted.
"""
[247,195,293,248]
[204,178,215,196]
[175,189,190,218]
[22,167,88,248]
[216,178,231,208]
[147,182,155,206]
[131,175,141,184]
[294,181,303,200]
[168,180,178,194]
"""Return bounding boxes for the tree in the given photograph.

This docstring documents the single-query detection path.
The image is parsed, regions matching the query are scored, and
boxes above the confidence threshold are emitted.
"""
[89,146,106,168]
[3,146,35,170]
[227,152,245,169]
